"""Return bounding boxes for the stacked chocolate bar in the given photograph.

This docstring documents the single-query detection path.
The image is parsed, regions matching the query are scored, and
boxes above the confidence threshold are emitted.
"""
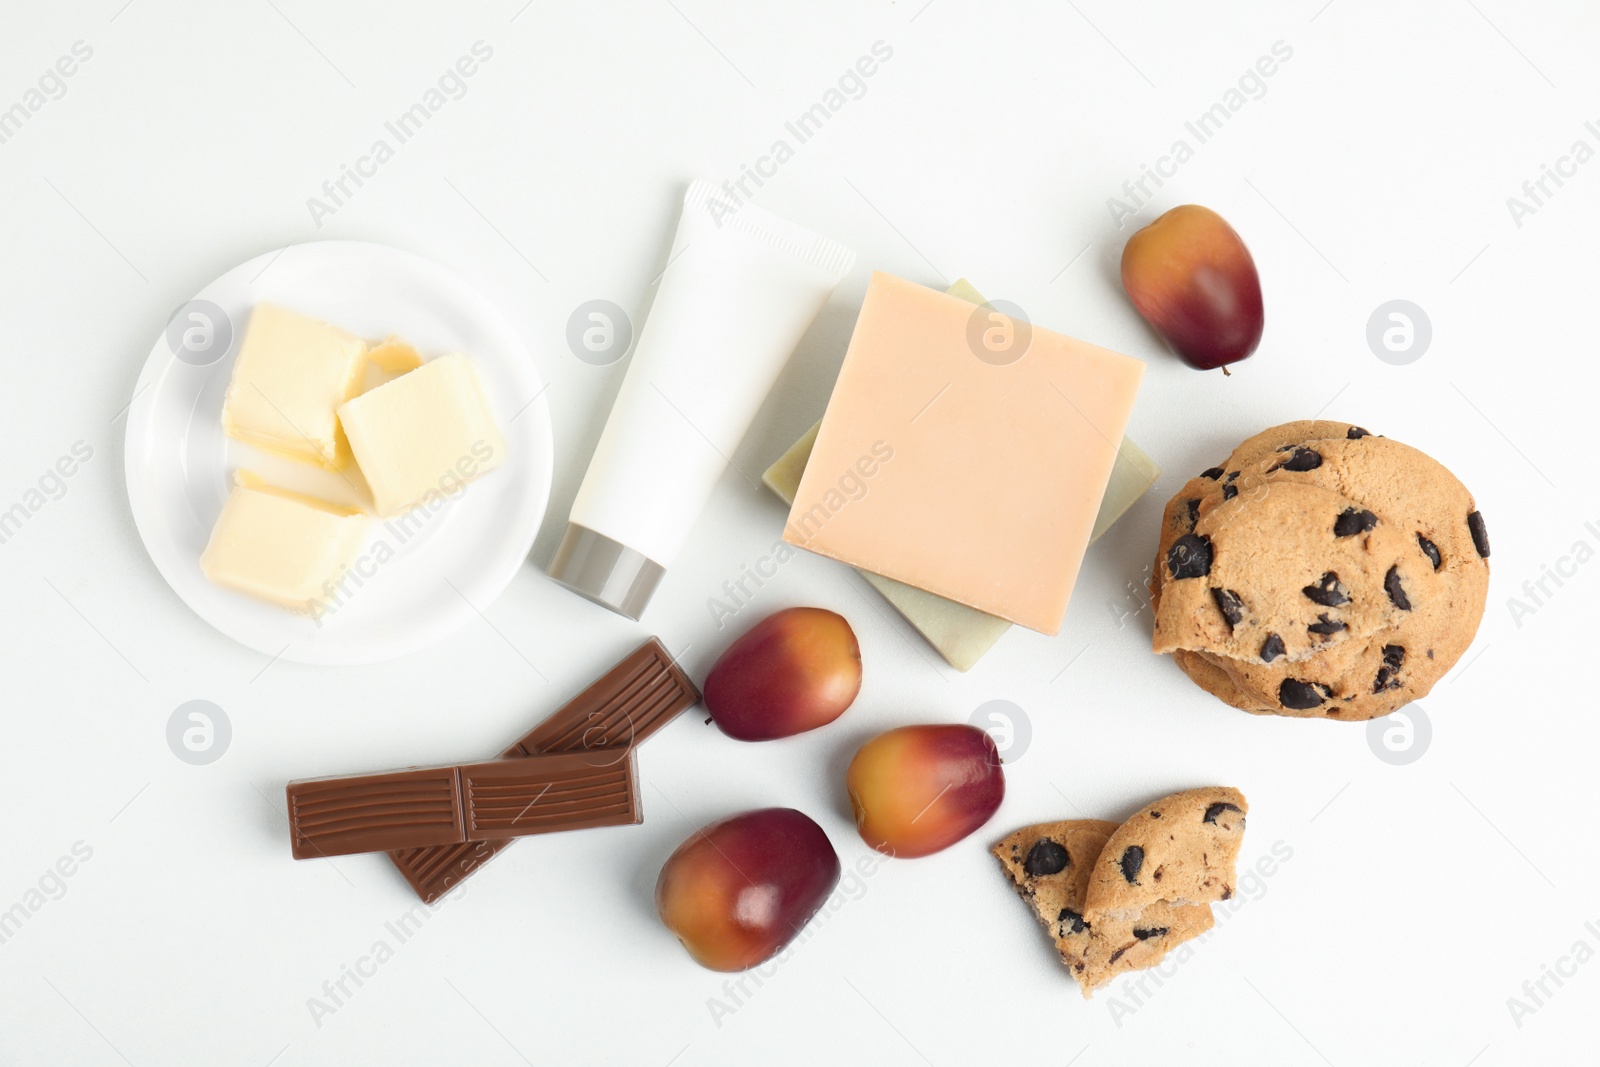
[285,639,699,903]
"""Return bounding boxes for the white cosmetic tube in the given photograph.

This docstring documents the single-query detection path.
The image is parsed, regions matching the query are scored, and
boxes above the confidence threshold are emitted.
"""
[548,181,856,619]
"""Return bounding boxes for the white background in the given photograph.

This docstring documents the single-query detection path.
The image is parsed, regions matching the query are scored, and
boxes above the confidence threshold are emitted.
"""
[1,1,1596,1064]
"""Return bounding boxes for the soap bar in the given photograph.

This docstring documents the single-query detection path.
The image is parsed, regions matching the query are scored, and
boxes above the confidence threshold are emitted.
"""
[287,751,641,859]
[763,281,1160,670]
[1091,436,1161,543]
[766,432,1159,669]
[221,304,369,469]
[389,638,700,903]
[764,422,1009,671]
[199,481,368,613]
[785,273,1145,636]
[336,353,507,517]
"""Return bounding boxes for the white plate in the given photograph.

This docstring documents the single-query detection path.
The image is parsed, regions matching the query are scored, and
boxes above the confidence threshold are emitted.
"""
[124,241,553,665]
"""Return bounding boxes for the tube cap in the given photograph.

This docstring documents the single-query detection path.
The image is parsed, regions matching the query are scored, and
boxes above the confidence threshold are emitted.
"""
[546,524,665,621]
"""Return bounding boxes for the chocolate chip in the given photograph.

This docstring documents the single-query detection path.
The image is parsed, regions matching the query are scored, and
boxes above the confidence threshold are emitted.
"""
[1185,499,1200,526]
[1211,588,1245,629]
[1384,565,1412,610]
[1334,508,1378,537]
[1167,534,1213,580]
[1468,511,1490,558]
[1222,483,1238,501]
[1374,644,1406,692]
[1347,426,1371,439]
[1279,678,1332,709]
[1023,838,1070,877]
[1201,466,1224,480]
[1109,945,1131,964]
[1057,908,1087,935]
[1203,802,1243,824]
[1417,533,1442,570]
[1303,571,1350,606]
[1225,471,1240,482]
[1260,633,1285,662]
[1308,613,1346,636]
[1274,447,1323,472]
[1119,846,1144,884]
[1132,927,1169,940]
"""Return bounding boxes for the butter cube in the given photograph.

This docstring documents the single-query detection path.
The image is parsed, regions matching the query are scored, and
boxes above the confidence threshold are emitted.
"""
[221,305,370,469]
[200,481,368,614]
[336,354,507,517]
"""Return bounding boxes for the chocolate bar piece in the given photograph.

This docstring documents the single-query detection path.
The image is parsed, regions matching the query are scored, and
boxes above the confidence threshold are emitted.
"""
[288,752,640,860]
[388,638,699,902]
[289,767,463,856]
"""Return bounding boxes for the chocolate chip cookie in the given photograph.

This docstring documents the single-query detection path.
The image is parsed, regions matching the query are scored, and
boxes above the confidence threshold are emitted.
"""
[1151,422,1489,720]
[1153,420,1369,605]
[1154,481,1443,666]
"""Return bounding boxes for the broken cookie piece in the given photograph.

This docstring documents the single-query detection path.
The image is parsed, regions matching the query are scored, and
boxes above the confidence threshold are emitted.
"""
[1082,787,1248,922]
[992,819,1213,997]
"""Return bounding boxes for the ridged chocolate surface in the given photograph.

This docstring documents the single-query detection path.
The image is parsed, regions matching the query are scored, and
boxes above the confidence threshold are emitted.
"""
[286,753,639,859]
[288,768,462,859]
[460,755,639,836]
[388,638,699,903]
[511,641,698,756]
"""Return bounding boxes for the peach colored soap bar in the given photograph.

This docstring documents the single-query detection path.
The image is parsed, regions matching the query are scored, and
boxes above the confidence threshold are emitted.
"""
[784,273,1144,635]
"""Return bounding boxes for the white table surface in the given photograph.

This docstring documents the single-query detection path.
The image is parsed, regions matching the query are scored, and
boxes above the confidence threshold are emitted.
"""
[2,1,1596,1064]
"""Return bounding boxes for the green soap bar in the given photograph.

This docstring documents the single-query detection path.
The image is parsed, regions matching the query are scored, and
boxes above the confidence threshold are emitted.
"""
[1092,436,1161,543]
[763,279,1159,671]
[760,421,819,503]
[943,277,987,306]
